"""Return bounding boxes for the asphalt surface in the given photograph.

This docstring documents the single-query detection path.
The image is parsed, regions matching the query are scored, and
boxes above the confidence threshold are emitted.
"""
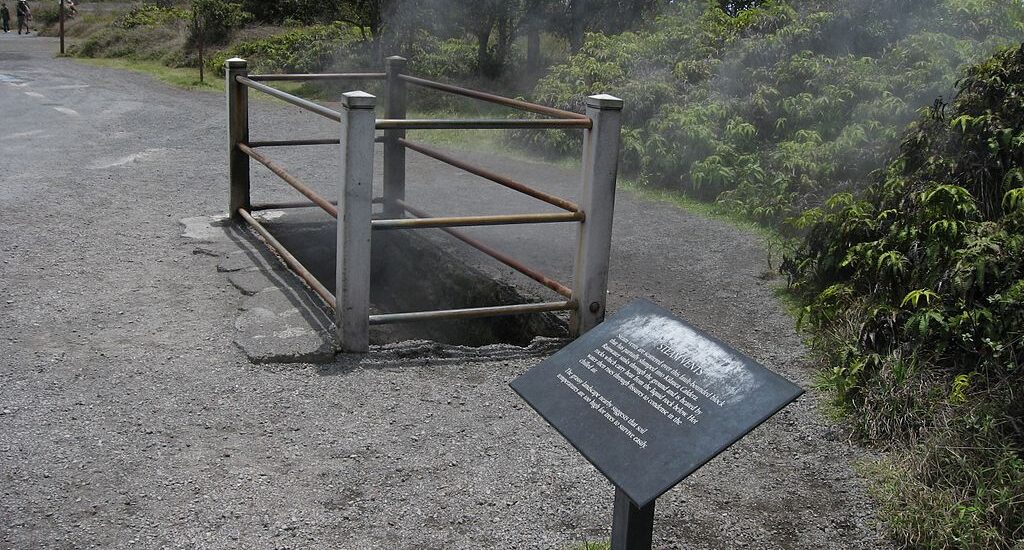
[0,36,894,549]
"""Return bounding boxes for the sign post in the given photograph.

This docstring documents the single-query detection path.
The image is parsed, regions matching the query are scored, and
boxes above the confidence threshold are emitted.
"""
[611,488,655,550]
[511,298,804,549]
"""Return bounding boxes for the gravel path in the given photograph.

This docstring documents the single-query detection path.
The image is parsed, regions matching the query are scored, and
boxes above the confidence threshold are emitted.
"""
[0,36,893,549]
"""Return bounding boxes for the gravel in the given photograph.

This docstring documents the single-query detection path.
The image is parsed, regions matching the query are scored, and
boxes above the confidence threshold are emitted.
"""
[0,36,892,549]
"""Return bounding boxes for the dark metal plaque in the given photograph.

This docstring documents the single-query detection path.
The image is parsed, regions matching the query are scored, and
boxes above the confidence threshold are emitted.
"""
[510,298,804,508]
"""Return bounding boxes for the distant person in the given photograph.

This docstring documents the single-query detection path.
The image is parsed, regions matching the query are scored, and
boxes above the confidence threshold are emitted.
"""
[1,2,10,33]
[16,0,29,34]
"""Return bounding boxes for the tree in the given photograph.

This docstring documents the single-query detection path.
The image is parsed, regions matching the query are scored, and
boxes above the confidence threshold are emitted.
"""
[717,0,763,16]
[554,0,665,52]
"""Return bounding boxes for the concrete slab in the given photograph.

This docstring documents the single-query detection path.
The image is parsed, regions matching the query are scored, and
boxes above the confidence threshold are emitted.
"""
[234,287,334,364]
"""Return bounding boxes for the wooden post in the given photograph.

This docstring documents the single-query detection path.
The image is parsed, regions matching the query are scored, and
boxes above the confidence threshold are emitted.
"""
[382,55,407,219]
[570,94,623,337]
[336,91,377,353]
[58,0,64,54]
[226,57,249,220]
[611,488,656,550]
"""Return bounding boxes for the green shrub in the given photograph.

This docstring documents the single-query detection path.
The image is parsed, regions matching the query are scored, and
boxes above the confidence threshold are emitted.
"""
[207,22,366,76]
[520,0,1024,227]
[33,5,62,26]
[188,0,249,47]
[114,4,188,29]
[76,22,186,61]
[784,43,1024,549]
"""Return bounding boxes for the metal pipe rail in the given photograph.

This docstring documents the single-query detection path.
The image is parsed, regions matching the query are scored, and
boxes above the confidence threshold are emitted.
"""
[249,73,386,82]
[399,138,580,213]
[238,208,337,309]
[372,211,583,230]
[247,137,386,147]
[238,143,338,218]
[369,300,575,325]
[396,199,573,298]
[251,197,384,211]
[251,199,337,211]
[399,74,588,121]
[236,76,342,122]
[376,118,590,130]
[226,56,624,352]
[247,138,340,147]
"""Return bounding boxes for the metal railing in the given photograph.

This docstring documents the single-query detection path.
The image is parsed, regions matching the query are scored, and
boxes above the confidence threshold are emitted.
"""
[226,56,623,353]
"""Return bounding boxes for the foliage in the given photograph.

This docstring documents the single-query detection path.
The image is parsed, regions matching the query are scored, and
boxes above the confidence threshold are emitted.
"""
[188,0,249,47]
[784,44,1024,549]
[114,5,188,29]
[75,18,188,64]
[208,22,367,75]
[521,0,1024,227]
[32,5,63,26]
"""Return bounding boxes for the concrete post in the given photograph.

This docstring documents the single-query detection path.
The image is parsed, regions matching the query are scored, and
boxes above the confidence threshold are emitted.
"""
[226,58,250,220]
[336,91,377,353]
[382,56,407,219]
[570,94,623,337]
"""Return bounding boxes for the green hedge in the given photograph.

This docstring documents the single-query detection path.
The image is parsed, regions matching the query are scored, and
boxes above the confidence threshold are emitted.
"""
[520,0,1024,227]
[207,22,367,76]
[784,43,1024,549]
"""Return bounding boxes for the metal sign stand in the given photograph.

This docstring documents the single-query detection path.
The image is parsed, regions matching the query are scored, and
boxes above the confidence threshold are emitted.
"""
[611,488,655,550]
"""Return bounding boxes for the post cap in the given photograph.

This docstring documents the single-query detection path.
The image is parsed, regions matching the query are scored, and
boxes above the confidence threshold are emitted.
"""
[226,57,247,68]
[586,94,623,110]
[385,55,407,65]
[342,90,377,109]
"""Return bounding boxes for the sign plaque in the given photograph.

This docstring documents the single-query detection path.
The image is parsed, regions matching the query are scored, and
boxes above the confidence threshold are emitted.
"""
[511,298,803,548]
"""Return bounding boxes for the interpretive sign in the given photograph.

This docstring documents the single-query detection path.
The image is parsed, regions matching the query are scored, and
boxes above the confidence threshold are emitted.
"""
[511,298,803,509]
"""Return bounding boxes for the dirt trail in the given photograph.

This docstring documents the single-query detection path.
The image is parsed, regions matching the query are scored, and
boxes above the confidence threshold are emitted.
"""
[0,37,891,549]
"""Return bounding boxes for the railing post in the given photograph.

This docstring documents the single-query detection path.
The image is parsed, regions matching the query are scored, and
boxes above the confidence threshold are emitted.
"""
[336,91,377,353]
[226,57,250,220]
[383,55,407,218]
[570,94,623,337]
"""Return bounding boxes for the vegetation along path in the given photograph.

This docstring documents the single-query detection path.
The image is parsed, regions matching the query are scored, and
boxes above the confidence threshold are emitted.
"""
[1,36,892,548]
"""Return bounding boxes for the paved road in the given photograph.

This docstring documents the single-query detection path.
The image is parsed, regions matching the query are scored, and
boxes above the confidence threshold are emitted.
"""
[0,36,892,549]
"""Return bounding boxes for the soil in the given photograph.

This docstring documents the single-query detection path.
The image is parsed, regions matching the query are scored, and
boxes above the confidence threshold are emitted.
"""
[0,36,893,549]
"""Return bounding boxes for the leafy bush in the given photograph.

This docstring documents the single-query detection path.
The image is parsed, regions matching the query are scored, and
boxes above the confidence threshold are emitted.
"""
[188,0,249,47]
[76,22,186,63]
[784,43,1024,549]
[207,22,367,75]
[33,5,63,26]
[520,0,1024,227]
[114,4,188,29]
[406,34,478,82]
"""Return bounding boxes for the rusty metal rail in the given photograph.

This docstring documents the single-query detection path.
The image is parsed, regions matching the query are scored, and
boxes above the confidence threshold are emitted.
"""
[238,143,338,218]
[369,300,575,325]
[238,208,336,308]
[251,197,385,211]
[236,76,342,122]
[399,74,588,121]
[396,199,573,298]
[251,199,338,211]
[247,138,340,147]
[372,211,583,230]
[399,138,579,213]
[226,56,622,352]
[249,73,386,82]
[377,118,590,130]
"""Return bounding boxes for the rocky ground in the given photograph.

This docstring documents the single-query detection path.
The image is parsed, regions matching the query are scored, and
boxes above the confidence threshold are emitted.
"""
[0,36,893,549]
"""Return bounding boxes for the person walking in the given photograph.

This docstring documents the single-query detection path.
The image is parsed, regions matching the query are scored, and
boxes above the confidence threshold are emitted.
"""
[1,3,10,33]
[15,0,29,34]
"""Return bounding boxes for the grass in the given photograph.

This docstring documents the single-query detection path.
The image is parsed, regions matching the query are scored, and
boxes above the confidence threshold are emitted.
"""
[75,57,221,92]
[620,178,786,242]
[565,540,610,550]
